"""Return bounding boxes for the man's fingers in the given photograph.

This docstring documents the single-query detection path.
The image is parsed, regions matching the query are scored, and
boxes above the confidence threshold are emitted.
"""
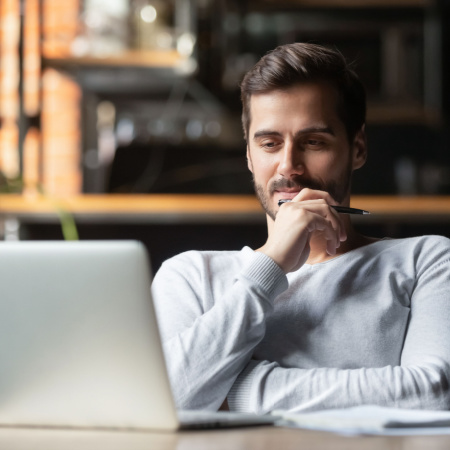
[289,190,347,241]
[281,201,347,243]
[303,214,341,255]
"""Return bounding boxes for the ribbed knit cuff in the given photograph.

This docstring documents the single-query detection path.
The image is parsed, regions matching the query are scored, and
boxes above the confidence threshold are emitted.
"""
[227,359,260,412]
[240,251,288,301]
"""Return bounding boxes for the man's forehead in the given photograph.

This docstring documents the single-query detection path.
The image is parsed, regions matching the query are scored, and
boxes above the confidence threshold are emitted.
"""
[248,83,343,135]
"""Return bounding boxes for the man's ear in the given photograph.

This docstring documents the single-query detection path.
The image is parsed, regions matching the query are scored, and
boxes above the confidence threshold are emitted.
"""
[246,145,254,173]
[352,125,367,171]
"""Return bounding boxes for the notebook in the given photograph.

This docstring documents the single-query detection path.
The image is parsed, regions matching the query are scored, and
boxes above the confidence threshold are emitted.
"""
[0,241,274,431]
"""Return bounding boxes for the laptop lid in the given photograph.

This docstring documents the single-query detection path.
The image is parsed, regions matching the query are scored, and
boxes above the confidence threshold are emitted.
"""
[0,240,179,430]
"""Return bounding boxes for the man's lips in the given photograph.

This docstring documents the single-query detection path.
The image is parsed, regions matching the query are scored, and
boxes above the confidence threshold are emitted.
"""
[275,190,300,200]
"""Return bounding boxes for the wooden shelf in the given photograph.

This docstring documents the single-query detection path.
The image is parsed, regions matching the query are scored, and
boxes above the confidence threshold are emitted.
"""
[0,194,264,224]
[43,50,188,69]
[2,194,450,224]
[350,195,450,216]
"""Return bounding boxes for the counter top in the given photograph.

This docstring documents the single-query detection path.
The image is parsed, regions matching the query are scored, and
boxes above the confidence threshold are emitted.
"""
[1,194,450,224]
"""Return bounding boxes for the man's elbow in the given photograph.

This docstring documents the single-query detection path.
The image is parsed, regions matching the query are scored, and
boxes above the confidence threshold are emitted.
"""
[415,361,450,410]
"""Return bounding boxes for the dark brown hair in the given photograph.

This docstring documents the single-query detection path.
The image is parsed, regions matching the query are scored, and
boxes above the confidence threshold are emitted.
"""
[240,43,366,143]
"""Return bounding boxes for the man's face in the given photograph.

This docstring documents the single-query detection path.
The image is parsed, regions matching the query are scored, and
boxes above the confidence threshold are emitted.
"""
[246,82,366,221]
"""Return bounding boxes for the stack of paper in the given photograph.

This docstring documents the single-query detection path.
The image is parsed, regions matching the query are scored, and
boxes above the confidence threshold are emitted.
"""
[273,405,450,436]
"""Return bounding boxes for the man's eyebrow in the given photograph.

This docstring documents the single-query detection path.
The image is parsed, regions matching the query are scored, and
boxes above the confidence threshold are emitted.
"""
[253,126,336,141]
[252,130,282,140]
[295,126,335,137]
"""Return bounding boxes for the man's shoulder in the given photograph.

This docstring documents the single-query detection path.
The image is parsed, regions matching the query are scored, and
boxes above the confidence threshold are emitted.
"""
[371,235,450,271]
[377,235,450,253]
[335,235,450,275]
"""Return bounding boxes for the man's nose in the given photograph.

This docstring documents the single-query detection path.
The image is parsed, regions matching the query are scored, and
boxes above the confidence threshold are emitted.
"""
[277,143,304,178]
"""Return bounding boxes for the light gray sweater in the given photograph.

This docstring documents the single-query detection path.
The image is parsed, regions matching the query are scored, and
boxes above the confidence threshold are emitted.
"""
[151,236,450,413]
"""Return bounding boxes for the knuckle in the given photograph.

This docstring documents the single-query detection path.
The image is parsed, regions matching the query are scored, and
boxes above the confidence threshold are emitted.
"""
[294,208,308,221]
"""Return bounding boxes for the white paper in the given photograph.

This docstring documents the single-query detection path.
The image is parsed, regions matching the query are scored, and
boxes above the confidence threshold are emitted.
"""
[272,405,450,436]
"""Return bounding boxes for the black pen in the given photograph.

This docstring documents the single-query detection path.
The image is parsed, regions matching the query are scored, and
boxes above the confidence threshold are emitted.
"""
[277,199,370,215]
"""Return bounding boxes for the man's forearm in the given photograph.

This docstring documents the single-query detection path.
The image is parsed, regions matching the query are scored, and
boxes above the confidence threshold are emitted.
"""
[152,250,288,411]
[228,358,450,413]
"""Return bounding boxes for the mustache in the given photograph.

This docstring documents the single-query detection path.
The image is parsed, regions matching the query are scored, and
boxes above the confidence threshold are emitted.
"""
[269,177,325,195]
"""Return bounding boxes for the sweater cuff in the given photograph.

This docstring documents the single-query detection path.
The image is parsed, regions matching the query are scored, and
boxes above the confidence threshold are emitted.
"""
[227,359,260,412]
[241,251,288,300]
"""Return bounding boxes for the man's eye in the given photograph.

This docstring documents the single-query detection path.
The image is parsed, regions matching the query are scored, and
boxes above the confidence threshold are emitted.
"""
[262,141,277,148]
[303,139,325,149]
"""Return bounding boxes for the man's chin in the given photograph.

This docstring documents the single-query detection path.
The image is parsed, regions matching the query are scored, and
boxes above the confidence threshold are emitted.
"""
[256,196,277,222]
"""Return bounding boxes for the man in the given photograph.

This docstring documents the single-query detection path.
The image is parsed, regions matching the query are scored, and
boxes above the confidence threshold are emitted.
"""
[152,43,450,413]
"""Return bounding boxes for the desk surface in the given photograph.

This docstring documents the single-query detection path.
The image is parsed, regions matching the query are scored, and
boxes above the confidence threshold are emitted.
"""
[1,425,450,450]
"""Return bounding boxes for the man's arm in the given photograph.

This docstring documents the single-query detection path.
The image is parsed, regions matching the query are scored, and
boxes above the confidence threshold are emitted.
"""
[228,240,450,413]
[228,358,450,413]
[151,249,287,411]
[152,190,342,411]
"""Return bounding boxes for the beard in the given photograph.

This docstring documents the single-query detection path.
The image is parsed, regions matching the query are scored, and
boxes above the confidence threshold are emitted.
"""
[253,166,353,221]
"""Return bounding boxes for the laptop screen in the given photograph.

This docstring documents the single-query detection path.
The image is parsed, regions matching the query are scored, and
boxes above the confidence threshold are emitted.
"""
[0,240,178,430]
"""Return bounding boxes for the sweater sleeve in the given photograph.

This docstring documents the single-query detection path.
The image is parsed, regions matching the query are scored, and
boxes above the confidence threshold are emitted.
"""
[151,250,287,411]
[228,240,450,413]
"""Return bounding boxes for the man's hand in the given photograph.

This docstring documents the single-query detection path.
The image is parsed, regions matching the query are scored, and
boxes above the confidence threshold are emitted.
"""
[257,189,347,273]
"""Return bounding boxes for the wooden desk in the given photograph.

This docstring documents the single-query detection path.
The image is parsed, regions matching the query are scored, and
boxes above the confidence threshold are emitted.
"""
[1,425,450,450]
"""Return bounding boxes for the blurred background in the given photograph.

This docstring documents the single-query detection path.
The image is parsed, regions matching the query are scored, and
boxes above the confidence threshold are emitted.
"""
[1,0,450,270]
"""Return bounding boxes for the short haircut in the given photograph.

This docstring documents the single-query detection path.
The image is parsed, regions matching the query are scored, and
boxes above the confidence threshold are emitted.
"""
[240,42,366,143]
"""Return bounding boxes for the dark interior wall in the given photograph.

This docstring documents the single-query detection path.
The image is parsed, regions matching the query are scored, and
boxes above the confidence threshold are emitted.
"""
[20,219,450,274]
[20,222,268,274]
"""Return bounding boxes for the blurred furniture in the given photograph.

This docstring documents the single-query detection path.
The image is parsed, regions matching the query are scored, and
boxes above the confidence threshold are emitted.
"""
[3,194,450,227]
[2,0,450,252]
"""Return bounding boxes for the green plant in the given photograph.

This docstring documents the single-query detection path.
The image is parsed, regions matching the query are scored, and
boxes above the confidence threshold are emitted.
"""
[0,172,22,193]
[0,171,79,241]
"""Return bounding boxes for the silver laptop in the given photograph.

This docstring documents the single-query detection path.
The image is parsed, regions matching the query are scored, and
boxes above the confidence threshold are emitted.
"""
[0,241,274,431]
